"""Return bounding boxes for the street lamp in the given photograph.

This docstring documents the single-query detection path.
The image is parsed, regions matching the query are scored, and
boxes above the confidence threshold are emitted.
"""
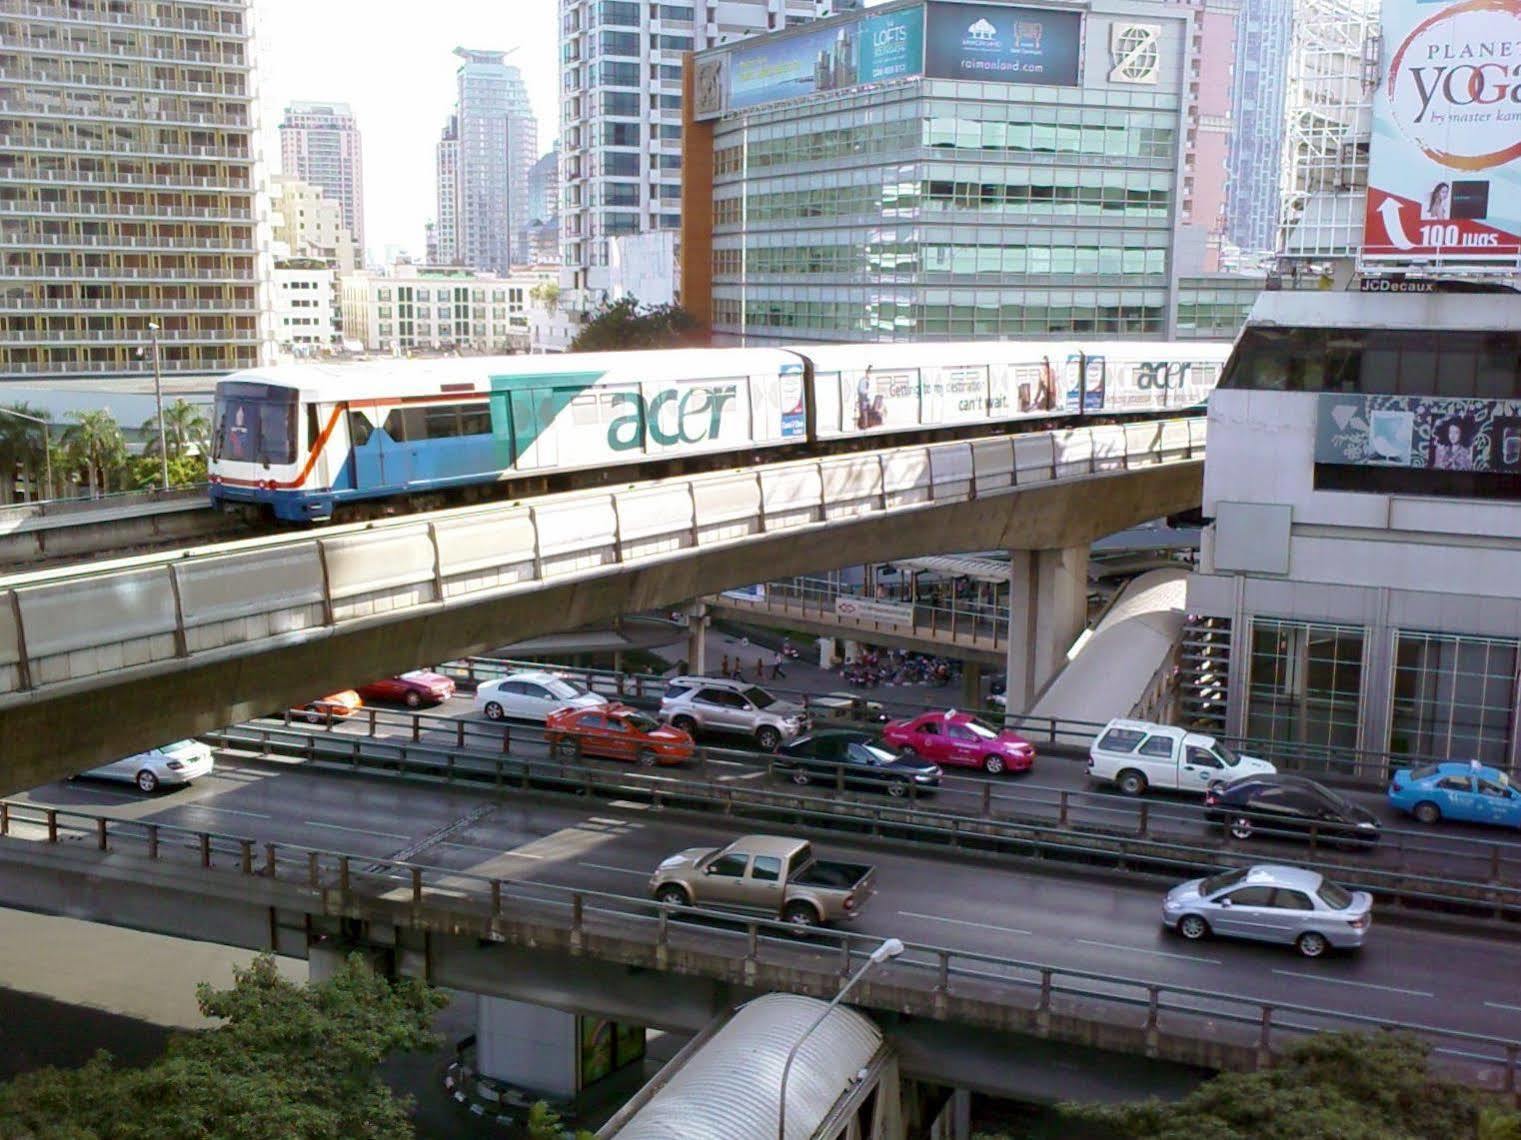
[777,936,904,1140]
[0,406,53,502]
[147,321,169,490]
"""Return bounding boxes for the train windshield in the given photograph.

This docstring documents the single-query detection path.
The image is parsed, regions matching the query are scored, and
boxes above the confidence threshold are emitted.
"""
[213,382,298,465]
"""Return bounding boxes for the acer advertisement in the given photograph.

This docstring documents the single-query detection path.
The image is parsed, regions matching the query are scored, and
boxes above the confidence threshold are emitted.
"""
[1363,0,1521,264]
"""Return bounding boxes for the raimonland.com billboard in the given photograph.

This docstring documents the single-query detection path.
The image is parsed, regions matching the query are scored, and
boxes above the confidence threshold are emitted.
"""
[923,2,1083,86]
[1363,0,1521,264]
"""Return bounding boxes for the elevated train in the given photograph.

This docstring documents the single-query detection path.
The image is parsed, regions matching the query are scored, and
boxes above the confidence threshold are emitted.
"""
[207,339,1231,523]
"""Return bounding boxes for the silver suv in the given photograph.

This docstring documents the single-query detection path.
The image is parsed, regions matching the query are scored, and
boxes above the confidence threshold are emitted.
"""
[659,676,809,751]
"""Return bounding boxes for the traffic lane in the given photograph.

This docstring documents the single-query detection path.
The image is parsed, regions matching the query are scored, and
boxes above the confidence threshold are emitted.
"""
[250,709,1521,880]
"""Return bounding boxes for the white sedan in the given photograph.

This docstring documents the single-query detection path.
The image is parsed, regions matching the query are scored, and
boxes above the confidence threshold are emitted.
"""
[79,739,215,793]
[473,671,608,723]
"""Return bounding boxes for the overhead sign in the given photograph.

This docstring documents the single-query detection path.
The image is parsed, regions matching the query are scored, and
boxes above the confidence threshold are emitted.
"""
[834,596,915,628]
[923,2,1083,86]
[1362,0,1521,264]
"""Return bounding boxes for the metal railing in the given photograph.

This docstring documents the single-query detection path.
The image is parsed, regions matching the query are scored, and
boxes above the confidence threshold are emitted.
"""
[0,798,1514,1094]
[202,715,1521,919]
[0,483,208,522]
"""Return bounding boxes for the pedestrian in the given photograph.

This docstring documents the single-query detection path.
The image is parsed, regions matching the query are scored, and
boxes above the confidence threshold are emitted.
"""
[770,650,786,680]
[756,656,766,681]
[721,654,730,679]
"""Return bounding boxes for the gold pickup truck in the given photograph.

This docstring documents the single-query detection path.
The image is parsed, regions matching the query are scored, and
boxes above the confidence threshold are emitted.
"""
[648,834,876,928]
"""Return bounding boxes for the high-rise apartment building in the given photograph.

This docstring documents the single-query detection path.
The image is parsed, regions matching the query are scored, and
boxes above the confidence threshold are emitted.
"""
[1225,0,1292,256]
[0,0,270,379]
[435,114,460,265]
[278,100,365,260]
[527,144,560,227]
[268,176,357,273]
[448,48,538,275]
[557,0,834,297]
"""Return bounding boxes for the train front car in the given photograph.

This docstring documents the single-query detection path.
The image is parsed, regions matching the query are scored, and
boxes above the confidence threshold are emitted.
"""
[207,374,327,522]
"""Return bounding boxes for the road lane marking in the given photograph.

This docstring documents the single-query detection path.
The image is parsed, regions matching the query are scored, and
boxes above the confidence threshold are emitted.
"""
[302,821,409,841]
[186,806,272,820]
[1271,969,1432,997]
[580,861,649,877]
[1075,939,1222,964]
[1484,1001,1521,1013]
[898,911,1032,937]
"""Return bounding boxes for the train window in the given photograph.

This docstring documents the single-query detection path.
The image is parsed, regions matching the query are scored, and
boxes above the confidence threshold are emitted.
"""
[571,394,600,426]
[424,404,462,439]
[349,411,372,447]
[382,408,425,442]
[459,405,492,436]
[306,405,320,450]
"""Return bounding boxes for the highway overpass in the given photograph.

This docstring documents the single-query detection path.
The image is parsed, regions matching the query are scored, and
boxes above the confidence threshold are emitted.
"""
[0,418,1204,790]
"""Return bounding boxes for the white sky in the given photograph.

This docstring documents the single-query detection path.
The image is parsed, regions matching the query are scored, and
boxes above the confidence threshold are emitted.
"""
[254,0,561,262]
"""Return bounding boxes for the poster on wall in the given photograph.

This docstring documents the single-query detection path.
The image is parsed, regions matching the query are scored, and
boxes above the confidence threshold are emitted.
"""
[1362,0,1521,263]
[1315,393,1521,474]
[923,2,1084,86]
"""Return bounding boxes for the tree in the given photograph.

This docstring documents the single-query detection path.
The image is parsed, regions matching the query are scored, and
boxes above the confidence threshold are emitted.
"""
[570,295,702,352]
[1044,1031,1521,1140]
[0,952,448,1140]
[139,398,210,460]
[0,402,50,503]
[62,408,128,498]
[529,281,562,314]
[128,451,207,490]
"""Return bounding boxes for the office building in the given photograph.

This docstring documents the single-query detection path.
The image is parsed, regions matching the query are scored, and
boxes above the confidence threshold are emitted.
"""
[271,258,338,357]
[339,264,552,355]
[685,0,1251,344]
[1224,0,1291,257]
[1169,0,1240,273]
[557,0,832,301]
[524,144,561,265]
[0,0,270,379]
[434,114,460,266]
[278,100,365,259]
[447,48,537,275]
[269,176,357,273]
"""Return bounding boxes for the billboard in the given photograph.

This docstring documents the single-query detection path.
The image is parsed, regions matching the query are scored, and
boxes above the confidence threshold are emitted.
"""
[1315,393,1521,475]
[719,7,925,114]
[924,2,1084,86]
[1362,0,1521,263]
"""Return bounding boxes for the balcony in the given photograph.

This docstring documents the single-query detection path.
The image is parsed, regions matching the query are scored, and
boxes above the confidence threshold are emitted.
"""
[0,265,256,281]
[0,66,249,100]
[0,100,250,130]
[0,326,256,344]
[0,297,246,312]
[0,358,245,377]
[0,200,253,220]
[5,4,251,41]
[7,37,250,71]
[16,169,252,192]
[1,234,253,253]
[0,134,250,161]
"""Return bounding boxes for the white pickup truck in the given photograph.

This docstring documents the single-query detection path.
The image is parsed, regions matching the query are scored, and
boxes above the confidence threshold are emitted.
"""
[1087,719,1275,796]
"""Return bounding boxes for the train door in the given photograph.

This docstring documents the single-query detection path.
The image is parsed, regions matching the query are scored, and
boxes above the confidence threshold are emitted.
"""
[508,388,558,469]
[348,407,390,491]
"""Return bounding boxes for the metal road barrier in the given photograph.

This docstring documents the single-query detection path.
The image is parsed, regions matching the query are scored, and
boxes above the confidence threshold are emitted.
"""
[202,718,1521,922]
[0,417,1204,703]
[0,796,1514,1094]
[0,484,207,525]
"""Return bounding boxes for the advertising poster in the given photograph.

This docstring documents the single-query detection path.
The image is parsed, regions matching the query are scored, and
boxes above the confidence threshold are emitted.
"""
[780,363,807,439]
[1316,393,1521,475]
[730,23,858,110]
[924,2,1084,86]
[858,9,927,84]
[1362,0,1521,263]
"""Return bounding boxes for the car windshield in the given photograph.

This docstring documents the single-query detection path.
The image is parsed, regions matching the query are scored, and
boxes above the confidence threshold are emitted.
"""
[744,687,776,709]
[857,742,899,764]
[1408,764,1439,781]
[545,678,590,699]
[1200,867,1250,895]
[963,718,1000,740]
[1213,742,1241,767]
[1317,881,1354,909]
[625,712,660,733]
[400,670,434,682]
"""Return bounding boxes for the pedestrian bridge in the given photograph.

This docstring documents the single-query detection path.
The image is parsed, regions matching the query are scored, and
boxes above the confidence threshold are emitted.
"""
[0,418,1205,790]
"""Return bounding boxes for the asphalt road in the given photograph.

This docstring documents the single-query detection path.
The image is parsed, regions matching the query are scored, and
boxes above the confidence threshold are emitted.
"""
[252,690,1521,884]
[17,756,1521,1054]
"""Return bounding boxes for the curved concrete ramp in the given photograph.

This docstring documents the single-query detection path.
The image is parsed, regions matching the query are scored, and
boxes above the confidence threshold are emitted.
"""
[1029,567,1187,739]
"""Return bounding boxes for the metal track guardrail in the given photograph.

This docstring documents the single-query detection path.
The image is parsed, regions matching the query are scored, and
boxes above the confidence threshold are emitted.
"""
[0,797,1514,1094]
[202,718,1521,923]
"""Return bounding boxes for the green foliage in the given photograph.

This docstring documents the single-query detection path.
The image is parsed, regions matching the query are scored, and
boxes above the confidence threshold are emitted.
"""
[0,952,448,1140]
[529,281,562,313]
[570,295,702,352]
[1055,1031,1521,1140]
[62,408,129,497]
[139,398,211,460]
[128,451,207,490]
[525,1099,596,1140]
[0,402,51,502]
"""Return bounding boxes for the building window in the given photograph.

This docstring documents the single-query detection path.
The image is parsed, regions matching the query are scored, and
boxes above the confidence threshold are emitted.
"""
[1246,620,1364,759]
[1392,632,1518,768]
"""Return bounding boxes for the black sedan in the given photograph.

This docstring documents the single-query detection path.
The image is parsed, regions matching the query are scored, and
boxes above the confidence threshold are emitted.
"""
[774,731,941,798]
[1204,774,1381,847]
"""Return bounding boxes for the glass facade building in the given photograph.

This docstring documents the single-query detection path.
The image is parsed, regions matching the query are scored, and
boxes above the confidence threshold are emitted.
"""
[685,0,1245,344]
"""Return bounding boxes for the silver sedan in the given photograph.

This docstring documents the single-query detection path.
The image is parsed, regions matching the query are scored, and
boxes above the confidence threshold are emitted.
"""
[1162,864,1372,958]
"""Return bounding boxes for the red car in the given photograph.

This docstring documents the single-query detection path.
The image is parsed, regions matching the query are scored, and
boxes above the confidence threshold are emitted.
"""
[545,704,694,767]
[356,670,456,709]
[881,710,1035,775]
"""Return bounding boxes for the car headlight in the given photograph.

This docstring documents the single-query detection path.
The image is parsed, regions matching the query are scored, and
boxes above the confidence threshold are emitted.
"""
[1357,821,1377,829]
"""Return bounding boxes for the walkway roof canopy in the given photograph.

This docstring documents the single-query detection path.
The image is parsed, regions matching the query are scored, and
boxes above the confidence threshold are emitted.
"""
[888,555,1010,584]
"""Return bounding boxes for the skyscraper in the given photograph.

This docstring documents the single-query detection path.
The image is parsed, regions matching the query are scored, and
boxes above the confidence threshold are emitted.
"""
[449,48,538,275]
[435,114,460,266]
[279,101,366,261]
[557,0,834,298]
[1225,0,1293,256]
[0,0,270,379]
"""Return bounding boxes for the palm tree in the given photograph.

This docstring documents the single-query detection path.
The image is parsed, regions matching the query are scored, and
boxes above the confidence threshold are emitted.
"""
[0,402,51,503]
[139,398,210,460]
[63,409,128,498]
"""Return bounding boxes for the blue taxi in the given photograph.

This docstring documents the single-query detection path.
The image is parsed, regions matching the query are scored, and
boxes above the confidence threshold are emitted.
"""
[1387,761,1521,829]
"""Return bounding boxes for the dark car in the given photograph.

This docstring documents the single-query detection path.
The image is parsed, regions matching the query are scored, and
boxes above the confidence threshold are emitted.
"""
[774,731,941,798]
[1205,774,1381,847]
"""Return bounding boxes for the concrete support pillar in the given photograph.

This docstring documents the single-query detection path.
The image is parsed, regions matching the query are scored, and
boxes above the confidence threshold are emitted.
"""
[684,601,708,675]
[1005,546,1089,714]
[476,996,579,1098]
[960,660,983,710]
[950,1088,972,1140]
[843,638,863,664]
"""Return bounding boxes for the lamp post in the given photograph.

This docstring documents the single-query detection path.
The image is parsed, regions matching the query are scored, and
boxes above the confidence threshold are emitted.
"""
[0,406,53,502]
[147,321,169,490]
[777,937,904,1140]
